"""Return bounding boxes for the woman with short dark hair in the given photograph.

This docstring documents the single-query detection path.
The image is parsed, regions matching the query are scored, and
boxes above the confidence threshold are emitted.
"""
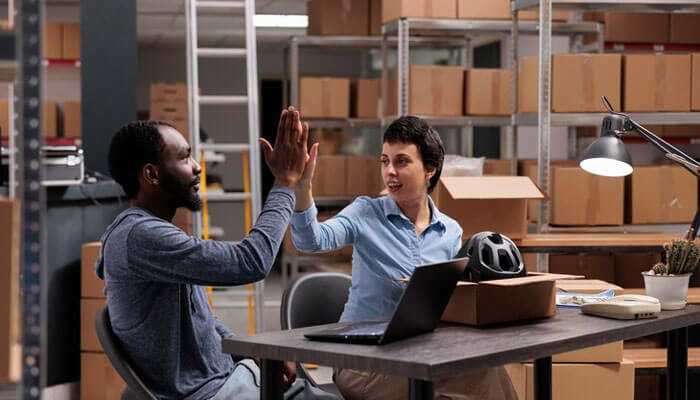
[290,116,516,400]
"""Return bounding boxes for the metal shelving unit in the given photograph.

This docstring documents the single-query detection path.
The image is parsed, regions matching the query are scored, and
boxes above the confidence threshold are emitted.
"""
[512,0,700,271]
[382,17,602,160]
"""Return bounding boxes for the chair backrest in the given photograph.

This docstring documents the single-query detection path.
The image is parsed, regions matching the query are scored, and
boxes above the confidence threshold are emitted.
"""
[94,307,158,400]
[281,272,352,331]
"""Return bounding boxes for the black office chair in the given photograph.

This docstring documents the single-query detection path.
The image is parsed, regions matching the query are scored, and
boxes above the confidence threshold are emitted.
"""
[280,272,352,397]
[94,307,158,400]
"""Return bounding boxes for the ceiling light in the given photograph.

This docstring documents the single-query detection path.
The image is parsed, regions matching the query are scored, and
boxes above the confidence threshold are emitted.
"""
[254,14,307,28]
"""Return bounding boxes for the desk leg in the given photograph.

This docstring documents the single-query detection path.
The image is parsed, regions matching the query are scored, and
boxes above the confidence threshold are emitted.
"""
[668,327,688,400]
[408,378,434,400]
[534,357,552,400]
[261,359,285,400]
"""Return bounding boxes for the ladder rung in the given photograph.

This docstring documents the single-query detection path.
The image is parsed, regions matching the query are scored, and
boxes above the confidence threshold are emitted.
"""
[197,48,247,58]
[199,95,248,105]
[201,143,250,153]
[197,1,245,10]
[203,192,251,202]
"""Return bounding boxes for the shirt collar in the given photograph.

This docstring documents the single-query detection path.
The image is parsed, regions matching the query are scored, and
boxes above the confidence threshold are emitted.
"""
[381,195,447,234]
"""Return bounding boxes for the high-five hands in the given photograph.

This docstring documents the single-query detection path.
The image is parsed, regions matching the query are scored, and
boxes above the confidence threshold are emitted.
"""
[260,107,310,188]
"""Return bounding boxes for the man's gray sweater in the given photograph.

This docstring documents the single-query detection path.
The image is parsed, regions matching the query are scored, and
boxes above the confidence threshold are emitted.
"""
[96,187,295,400]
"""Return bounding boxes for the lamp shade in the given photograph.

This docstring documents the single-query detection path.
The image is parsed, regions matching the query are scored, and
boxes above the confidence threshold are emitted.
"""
[579,134,633,177]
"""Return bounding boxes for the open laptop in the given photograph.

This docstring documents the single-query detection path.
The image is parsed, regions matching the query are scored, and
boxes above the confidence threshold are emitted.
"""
[304,257,468,345]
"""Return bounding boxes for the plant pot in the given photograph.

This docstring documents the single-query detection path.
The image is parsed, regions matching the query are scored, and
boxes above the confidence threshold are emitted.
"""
[642,272,692,310]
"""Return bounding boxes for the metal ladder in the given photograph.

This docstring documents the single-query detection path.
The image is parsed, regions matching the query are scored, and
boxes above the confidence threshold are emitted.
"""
[185,0,266,333]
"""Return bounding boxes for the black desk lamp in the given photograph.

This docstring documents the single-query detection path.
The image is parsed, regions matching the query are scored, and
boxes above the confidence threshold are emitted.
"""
[579,97,700,240]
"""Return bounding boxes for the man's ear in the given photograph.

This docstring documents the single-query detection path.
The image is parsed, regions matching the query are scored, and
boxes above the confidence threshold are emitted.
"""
[143,163,160,186]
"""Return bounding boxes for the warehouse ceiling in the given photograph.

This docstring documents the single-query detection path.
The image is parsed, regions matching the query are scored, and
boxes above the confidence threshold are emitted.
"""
[137,0,308,47]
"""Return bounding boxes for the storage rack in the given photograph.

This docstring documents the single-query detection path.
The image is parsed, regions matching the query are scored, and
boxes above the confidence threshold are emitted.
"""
[511,0,700,243]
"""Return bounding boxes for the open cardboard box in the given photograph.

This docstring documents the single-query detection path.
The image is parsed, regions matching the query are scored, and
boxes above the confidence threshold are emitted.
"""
[432,176,544,240]
[441,272,580,326]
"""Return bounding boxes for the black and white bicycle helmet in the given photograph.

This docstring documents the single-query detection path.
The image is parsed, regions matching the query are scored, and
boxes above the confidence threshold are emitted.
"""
[457,231,527,282]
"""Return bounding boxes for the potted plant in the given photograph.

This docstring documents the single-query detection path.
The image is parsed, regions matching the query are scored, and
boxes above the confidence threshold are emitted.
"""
[643,239,700,310]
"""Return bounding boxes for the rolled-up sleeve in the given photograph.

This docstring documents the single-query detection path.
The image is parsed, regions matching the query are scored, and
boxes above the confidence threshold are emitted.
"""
[290,197,368,253]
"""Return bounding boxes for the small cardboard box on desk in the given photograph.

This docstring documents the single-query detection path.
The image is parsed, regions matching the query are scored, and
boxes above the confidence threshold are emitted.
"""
[431,176,544,240]
[441,272,577,326]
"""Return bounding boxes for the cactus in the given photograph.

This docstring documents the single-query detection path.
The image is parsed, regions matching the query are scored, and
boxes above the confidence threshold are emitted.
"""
[656,239,700,276]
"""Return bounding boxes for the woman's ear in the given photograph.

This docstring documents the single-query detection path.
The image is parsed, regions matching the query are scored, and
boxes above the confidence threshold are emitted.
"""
[425,167,435,182]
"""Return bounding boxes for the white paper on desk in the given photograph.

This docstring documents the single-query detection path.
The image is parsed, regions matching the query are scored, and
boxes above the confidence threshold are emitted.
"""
[556,288,615,308]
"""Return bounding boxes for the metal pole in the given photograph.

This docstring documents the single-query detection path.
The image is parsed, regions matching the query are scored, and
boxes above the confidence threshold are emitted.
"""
[290,37,299,107]
[510,4,520,176]
[185,0,203,238]
[667,327,688,400]
[17,0,47,395]
[244,0,266,333]
[8,83,16,198]
[381,27,388,122]
[536,0,552,273]
[534,357,553,400]
[461,37,474,157]
[397,19,409,116]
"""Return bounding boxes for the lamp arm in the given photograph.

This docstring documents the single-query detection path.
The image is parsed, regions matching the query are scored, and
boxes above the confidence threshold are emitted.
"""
[628,119,700,169]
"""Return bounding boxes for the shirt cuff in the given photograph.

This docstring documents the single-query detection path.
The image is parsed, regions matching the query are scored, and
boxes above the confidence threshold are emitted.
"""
[291,202,318,226]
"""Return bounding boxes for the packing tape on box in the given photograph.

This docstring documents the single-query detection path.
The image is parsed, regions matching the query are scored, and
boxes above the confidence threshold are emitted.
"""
[583,56,595,112]
[656,56,666,110]
[491,71,500,114]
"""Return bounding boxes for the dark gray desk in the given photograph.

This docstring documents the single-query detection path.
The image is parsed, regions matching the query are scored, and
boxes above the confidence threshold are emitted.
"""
[223,306,700,400]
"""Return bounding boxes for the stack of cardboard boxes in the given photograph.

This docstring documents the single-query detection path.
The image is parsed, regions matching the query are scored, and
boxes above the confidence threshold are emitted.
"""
[43,22,80,60]
[586,12,700,45]
[0,198,20,384]
[312,155,384,198]
[80,242,127,400]
[307,0,570,37]
[150,83,189,137]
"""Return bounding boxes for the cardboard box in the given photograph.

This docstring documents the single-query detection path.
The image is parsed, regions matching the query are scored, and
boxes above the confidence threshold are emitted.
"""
[43,22,62,59]
[553,54,622,112]
[353,79,380,118]
[81,298,105,352]
[442,273,576,326]
[556,279,624,295]
[408,65,464,116]
[458,0,509,20]
[519,9,571,22]
[312,155,347,196]
[150,83,188,104]
[483,159,514,176]
[0,100,8,138]
[310,128,346,155]
[614,253,660,289]
[519,159,579,222]
[81,352,127,400]
[300,77,351,118]
[554,341,624,363]
[551,167,624,226]
[345,155,383,197]
[0,199,20,383]
[627,165,697,224]
[604,13,669,44]
[150,101,190,137]
[507,360,634,400]
[518,56,538,113]
[661,125,698,138]
[82,242,105,299]
[370,0,382,35]
[308,0,370,36]
[62,23,80,59]
[384,0,457,23]
[670,14,700,44]
[465,69,511,115]
[63,101,81,138]
[624,54,692,112]
[43,101,58,138]
[432,176,544,240]
[549,254,615,282]
[693,54,700,111]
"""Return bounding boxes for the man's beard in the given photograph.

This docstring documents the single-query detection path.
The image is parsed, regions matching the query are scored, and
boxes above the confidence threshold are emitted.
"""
[160,170,202,212]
